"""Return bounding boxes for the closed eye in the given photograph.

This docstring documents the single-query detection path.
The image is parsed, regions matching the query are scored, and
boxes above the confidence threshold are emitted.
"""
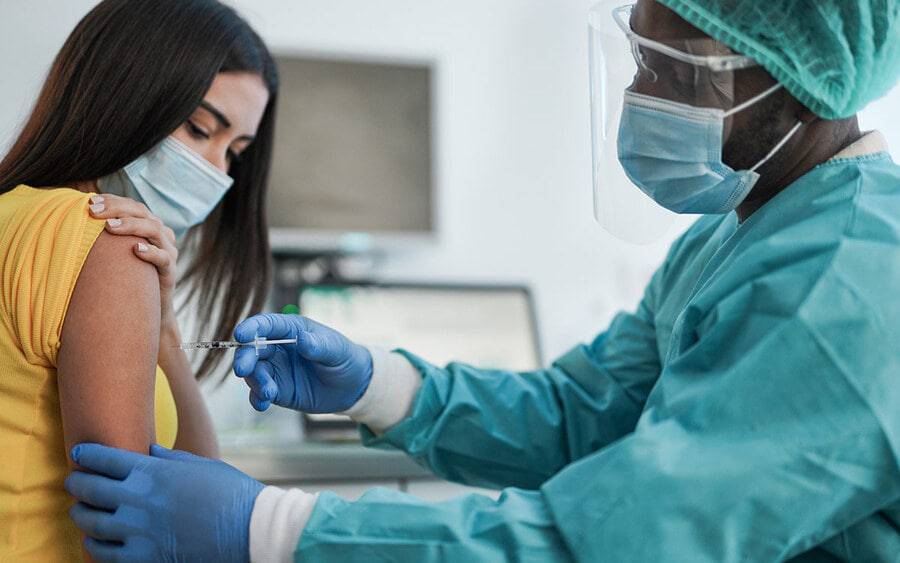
[186,120,211,140]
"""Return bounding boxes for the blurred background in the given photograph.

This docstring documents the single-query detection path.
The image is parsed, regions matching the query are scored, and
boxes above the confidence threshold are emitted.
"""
[2,0,898,499]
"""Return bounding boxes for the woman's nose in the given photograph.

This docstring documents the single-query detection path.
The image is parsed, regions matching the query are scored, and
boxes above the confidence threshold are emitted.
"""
[203,148,230,173]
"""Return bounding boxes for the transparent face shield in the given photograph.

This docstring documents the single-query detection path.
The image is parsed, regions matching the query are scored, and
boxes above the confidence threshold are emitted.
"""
[589,1,761,243]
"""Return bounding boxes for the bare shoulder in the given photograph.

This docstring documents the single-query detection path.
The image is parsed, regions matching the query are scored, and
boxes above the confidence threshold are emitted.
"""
[77,231,158,299]
[63,230,160,364]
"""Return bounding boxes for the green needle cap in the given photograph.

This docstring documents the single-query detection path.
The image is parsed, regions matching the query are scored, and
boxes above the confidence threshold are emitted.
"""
[281,304,300,315]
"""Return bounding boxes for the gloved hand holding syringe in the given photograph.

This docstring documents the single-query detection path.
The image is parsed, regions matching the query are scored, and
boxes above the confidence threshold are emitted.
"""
[181,304,374,413]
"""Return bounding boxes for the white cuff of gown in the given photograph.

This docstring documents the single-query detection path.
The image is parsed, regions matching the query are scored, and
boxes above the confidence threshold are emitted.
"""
[340,347,423,434]
[249,486,319,563]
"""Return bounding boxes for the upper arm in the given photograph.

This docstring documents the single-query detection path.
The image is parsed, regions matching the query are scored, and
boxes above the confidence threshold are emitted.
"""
[58,231,160,465]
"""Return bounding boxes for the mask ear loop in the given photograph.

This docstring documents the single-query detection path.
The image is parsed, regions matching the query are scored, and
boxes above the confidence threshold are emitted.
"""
[723,83,783,117]
[631,42,658,82]
[721,82,803,172]
[750,120,803,172]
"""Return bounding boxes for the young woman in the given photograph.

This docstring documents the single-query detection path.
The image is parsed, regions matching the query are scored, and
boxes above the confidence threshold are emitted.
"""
[0,0,278,559]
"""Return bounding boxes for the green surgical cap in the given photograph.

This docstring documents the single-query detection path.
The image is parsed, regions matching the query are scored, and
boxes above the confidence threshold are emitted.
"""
[656,0,900,119]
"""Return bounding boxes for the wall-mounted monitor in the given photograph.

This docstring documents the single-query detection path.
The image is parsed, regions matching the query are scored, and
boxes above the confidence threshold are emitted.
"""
[267,54,435,253]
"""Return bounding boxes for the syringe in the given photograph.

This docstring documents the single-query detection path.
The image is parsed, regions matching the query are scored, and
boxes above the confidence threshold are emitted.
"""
[179,336,297,355]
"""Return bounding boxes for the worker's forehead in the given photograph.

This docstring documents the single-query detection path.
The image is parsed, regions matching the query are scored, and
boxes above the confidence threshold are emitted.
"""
[632,0,711,40]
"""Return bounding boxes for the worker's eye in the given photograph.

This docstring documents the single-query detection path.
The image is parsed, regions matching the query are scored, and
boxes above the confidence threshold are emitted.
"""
[186,120,211,140]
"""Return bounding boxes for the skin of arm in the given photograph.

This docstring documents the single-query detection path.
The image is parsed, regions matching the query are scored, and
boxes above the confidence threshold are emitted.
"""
[58,231,160,460]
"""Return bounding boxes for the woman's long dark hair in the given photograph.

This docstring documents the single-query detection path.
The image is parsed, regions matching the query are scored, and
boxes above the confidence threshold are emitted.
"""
[0,0,278,380]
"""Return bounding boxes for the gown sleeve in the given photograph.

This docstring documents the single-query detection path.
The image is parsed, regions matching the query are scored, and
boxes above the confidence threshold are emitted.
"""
[359,264,666,491]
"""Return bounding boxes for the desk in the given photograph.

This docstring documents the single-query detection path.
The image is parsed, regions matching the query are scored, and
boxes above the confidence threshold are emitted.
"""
[223,442,431,484]
[223,442,499,502]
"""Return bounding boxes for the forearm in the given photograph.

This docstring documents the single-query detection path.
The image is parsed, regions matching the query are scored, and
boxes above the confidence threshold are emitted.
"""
[158,319,219,458]
[346,347,645,491]
[311,487,568,561]
[249,484,569,563]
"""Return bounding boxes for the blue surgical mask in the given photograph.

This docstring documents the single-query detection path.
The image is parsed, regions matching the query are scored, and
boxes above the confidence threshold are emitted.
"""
[99,136,234,239]
[616,84,802,214]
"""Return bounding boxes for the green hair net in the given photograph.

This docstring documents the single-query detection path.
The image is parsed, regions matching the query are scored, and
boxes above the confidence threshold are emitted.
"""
[656,0,900,119]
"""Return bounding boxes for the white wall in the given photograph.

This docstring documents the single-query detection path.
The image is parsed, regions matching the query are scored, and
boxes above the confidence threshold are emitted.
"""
[2,0,899,364]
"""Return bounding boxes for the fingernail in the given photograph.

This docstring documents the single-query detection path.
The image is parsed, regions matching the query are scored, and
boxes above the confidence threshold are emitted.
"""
[89,194,104,204]
[70,445,81,463]
[136,242,148,252]
[107,218,122,228]
[89,203,105,214]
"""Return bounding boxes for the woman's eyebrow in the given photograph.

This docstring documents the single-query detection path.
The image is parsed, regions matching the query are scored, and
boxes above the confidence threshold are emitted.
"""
[199,100,231,129]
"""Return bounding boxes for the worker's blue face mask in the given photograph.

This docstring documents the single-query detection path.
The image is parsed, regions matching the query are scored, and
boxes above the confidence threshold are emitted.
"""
[99,137,233,239]
[616,84,802,214]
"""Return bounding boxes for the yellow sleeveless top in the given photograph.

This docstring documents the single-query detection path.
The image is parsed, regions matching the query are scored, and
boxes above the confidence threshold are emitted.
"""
[0,185,178,561]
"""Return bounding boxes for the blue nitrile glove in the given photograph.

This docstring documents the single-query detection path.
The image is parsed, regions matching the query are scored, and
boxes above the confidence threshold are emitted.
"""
[65,443,263,563]
[233,313,373,413]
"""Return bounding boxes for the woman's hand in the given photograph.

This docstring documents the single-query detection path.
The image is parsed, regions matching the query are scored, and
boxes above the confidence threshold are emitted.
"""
[88,194,179,328]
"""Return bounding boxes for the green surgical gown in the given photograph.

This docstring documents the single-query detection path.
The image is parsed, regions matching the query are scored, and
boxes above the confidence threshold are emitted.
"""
[297,150,900,561]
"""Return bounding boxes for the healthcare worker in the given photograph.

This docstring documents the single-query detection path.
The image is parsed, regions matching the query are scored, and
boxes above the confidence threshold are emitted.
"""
[66,0,900,561]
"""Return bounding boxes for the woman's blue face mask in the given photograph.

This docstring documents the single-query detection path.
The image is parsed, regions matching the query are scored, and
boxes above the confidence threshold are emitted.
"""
[99,136,233,239]
[617,83,802,214]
